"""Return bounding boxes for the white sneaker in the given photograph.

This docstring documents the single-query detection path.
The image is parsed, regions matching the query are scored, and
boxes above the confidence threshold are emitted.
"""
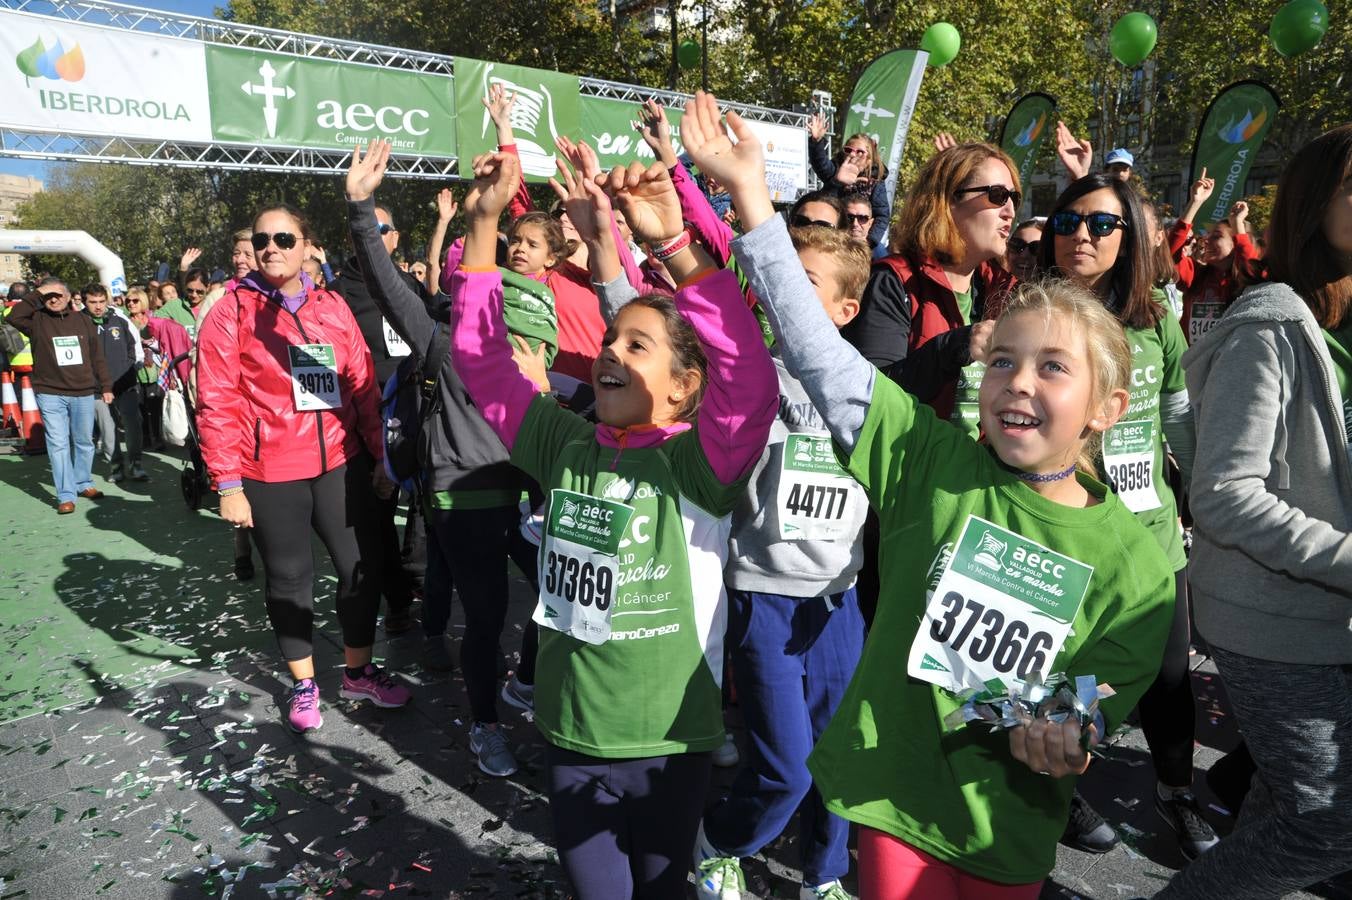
[712,732,740,768]
[800,880,852,900]
[693,820,743,900]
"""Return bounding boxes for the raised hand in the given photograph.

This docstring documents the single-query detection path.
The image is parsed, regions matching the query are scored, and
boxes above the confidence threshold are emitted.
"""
[346,138,390,202]
[808,113,828,141]
[482,83,515,129]
[1055,121,1093,181]
[681,91,773,230]
[601,161,683,245]
[836,159,861,186]
[1189,168,1215,204]
[464,151,521,222]
[933,132,958,153]
[179,247,202,271]
[633,99,678,167]
[435,188,458,223]
[309,244,327,265]
[1229,200,1249,232]
[548,152,609,245]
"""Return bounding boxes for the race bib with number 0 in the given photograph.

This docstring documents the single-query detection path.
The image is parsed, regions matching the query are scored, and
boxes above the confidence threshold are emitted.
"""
[53,335,83,366]
[908,516,1093,694]
[288,344,342,411]
[777,433,859,541]
[1102,418,1160,513]
[536,489,636,645]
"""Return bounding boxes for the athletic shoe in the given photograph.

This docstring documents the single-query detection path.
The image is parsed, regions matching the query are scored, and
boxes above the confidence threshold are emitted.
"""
[421,635,456,672]
[469,723,518,777]
[109,467,125,484]
[1061,790,1119,853]
[694,821,744,900]
[712,732,740,768]
[340,663,411,708]
[130,463,149,481]
[1155,789,1219,860]
[383,606,415,634]
[287,679,323,733]
[501,675,535,713]
[800,880,851,900]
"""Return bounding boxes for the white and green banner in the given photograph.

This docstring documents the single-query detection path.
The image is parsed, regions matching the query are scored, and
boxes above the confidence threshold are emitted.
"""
[454,57,581,178]
[841,48,928,207]
[999,92,1057,188]
[1190,80,1281,226]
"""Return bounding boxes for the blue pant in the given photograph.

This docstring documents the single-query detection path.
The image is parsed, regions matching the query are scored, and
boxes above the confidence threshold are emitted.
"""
[35,392,96,504]
[703,587,865,886]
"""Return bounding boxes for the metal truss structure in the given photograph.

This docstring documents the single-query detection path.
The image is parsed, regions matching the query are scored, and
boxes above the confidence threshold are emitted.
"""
[0,0,823,181]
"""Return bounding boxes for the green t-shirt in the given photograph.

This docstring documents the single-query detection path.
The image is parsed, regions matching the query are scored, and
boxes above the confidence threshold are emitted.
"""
[949,288,984,439]
[1323,321,1352,442]
[155,298,197,341]
[510,394,745,758]
[806,375,1174,884]
[1095,296,1188,571]
[499,268,559,367]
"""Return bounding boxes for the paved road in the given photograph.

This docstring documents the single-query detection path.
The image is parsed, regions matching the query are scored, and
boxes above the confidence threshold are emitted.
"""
[0,444,1346,899]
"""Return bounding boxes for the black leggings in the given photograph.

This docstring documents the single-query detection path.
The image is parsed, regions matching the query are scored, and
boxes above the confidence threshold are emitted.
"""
[547,743,712,900]
[244,458,382,661]
[1137,567,1195,786]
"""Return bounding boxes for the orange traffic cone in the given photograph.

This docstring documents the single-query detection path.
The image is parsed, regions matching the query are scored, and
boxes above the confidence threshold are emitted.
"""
[18,374,44,453]
[0,372,19,431]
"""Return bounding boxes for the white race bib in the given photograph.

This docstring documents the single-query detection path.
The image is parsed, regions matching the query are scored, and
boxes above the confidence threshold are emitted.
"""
[382,319,411,358]
[1102,418,1160,513]
[52,336,83,366]
[1188,301,1224,344]
[535,489,636,645]
[908,516,1093,694]
[777,433,860,541]
[288,344,342,411]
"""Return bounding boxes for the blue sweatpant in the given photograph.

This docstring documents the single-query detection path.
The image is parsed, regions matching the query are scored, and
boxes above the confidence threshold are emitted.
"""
[703,586,865,885]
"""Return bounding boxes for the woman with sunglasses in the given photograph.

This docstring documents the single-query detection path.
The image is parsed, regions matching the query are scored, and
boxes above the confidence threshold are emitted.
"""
[1004,219,1044,282]
[1037,175,1219,862]
[196,204,411,734]
[808,115,891,249]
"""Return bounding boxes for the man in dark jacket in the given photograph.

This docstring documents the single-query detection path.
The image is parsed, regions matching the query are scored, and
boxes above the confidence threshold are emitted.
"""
[84,284,146,483]
[8,277,112,513]
[331,203,427,633]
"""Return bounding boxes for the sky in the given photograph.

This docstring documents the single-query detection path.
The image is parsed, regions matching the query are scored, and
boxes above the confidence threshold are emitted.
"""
[0,0,224,183]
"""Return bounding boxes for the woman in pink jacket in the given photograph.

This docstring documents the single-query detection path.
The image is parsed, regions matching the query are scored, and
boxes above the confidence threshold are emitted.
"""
[195,203,411,734]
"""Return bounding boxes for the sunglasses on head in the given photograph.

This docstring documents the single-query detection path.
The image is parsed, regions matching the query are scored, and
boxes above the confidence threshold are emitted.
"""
[1050,211,1127,238]
[791,214,838,229]
[846,212,872,225]
[955,184,1022,208]
[252,231,298,251]
[378,223,396,235]
[1007,237,1040,254]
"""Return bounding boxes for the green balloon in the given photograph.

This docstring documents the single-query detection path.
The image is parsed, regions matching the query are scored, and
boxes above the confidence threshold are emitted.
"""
[1109,12,1158,67]
[1270,0,1329,57]
[677,38,702,69]
[920,22,961,67]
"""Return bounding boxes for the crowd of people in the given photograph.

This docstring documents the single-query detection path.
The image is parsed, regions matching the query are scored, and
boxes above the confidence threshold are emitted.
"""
[2,85,1349,900]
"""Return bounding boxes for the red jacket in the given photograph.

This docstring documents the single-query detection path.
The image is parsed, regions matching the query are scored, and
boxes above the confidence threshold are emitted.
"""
[195,281,383,486]
[872,253,1016,420]
[1168,220,1260,344]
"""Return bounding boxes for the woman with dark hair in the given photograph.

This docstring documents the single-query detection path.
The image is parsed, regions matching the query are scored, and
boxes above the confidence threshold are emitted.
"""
[788,190,846,230]
[807,115,891,248]
[1038,174,1217,861]
[1168,170,1261,344]
[1139,199,1183,320]
[1155,124,1352,900]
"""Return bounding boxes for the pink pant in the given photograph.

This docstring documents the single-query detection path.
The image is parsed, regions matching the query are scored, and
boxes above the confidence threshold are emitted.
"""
[858,827,1044,900]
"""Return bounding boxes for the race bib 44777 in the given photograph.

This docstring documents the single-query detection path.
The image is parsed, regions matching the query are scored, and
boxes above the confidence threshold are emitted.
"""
[908,516,1094,694]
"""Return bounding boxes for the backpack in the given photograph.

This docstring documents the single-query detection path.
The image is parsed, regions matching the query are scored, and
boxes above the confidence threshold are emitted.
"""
[381,324,450,491]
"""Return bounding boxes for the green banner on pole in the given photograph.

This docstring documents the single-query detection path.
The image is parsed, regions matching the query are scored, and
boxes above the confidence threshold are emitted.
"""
[999,93,1056,188]
[453,57,581,181]
[841,49,928,214]
[205,45,456,157]
[1190,80,1281,225]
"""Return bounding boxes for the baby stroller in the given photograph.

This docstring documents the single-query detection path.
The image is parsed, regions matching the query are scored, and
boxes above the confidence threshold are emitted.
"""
[166,350,211,511]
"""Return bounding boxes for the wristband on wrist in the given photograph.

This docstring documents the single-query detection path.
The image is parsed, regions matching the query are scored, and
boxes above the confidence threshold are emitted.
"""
[219,486,244,497]
[650,227,693,262]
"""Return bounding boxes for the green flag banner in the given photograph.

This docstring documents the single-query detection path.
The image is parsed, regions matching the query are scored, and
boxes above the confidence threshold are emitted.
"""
[454,57,581,181]
[841,48,928,209]
[999,93,1056,188]
[1190,80,1281,226]
[206,45,457,157]
[581,96,684,172]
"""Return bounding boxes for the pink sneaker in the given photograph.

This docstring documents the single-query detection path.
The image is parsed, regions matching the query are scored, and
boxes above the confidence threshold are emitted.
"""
[287,679,323,733]
[340,664,411,708]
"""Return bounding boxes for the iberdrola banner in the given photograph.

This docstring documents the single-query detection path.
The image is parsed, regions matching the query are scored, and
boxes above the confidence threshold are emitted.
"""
[1190,80,1281,225]
[999,93,1056,188]
[841,48,928,207]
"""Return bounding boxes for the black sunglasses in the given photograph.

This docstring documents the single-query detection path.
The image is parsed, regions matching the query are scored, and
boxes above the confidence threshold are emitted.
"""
[40,291,66,302]
[955,184,1022,208]
[1007,237,1040,254]
[846,212,872,224]
[378,223,396,235]
[791,214,838,229]
[252,231,298,251]
[1050,211,1127,238]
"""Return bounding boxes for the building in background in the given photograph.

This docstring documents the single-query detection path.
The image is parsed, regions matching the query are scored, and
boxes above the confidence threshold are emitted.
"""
[0,174,43,285]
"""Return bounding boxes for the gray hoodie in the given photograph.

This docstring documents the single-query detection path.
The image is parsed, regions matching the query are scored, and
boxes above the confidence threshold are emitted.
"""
[1183,280,1352,664]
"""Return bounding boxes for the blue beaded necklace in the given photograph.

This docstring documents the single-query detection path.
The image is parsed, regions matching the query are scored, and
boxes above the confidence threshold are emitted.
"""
[1011,462,1079,483]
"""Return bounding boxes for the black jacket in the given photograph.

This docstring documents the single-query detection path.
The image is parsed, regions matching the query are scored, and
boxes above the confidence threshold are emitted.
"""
[331,249,429,387]
[86,310,139,395]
